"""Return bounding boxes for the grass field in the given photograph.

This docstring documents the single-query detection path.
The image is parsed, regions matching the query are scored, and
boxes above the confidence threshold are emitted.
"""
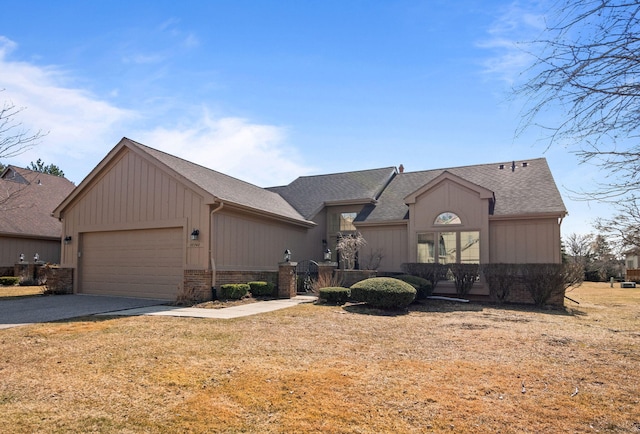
[0,285,44,298]
[0,282,638,433]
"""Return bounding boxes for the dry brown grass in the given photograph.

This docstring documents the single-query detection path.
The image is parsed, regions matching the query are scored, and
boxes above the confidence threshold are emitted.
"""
[0,282,639,433]
[0,285,44,298]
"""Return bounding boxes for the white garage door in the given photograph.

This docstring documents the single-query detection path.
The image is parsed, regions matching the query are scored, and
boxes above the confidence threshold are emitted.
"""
[80,227,183,300]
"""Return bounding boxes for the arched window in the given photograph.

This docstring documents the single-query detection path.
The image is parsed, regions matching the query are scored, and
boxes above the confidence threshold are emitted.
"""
[434,212,461,225]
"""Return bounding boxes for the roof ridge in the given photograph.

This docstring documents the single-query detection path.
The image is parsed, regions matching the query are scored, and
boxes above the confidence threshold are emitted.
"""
[401,157,548,175]
[292,166,397,180]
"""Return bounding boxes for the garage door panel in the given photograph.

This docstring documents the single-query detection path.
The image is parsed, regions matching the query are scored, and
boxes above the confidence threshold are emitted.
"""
[80,228,183,300]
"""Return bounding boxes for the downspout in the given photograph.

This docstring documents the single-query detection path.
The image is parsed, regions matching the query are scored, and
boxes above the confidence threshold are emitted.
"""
[210,201,224,291]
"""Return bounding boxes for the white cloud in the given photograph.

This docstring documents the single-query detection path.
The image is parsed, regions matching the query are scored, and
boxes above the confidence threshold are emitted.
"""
[478,3,547,84]
[134,110,314,187]
[0,36,134,182]
[0,35,312,187]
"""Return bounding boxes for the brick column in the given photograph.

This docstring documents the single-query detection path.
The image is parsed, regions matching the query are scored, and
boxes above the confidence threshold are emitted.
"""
[278,262,297,298]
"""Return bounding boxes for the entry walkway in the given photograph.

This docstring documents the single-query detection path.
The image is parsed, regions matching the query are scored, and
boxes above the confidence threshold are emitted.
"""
[99,295,317,319]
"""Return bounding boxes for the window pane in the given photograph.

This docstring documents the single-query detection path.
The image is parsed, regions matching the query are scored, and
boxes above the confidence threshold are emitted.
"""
[434,212,461,225]
[417,233,435,263]
[460,231,480,263]
[439,232,457,264]
[340,212,357,231]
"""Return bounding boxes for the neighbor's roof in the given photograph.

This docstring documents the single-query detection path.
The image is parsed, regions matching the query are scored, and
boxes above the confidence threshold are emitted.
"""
[0,166,75,238]
[359,158,567,223]
[267,167,397,219]
[129,139,315,226]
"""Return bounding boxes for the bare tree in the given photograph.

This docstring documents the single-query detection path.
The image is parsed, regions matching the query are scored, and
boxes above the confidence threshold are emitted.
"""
[336,232,367,270]
[564,232,594,263]
[0,91,47,209]
[1,91,45,161]
[594,201,640,251]
[515,1,640,199]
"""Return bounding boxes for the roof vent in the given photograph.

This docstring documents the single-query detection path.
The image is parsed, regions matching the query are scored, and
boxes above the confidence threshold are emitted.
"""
[499,164,505,170]
[522,162,528,168]
[398,164,404,173]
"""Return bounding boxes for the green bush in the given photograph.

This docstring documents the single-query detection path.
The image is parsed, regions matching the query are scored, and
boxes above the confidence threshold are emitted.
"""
[248,281,275,297]
[218,283,250,300]
[0,276,20,286]
[350,277,416,309]
[393,274,433,299]
[318,287,350,304]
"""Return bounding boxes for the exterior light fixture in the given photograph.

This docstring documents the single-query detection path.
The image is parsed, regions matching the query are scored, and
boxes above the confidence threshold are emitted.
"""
[19,253,24,263]
[284,249,291,262]
[64,236,72,244]
[190,229,200,240]
[34,253,39,262]
[324,248,331,261]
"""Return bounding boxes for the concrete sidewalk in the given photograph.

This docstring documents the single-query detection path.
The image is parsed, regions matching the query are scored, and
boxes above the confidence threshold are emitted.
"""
[98,295,317,319]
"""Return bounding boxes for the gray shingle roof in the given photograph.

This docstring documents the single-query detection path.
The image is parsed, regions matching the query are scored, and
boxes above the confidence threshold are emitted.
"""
[0,167,76,238]
[361,158,567,223]
[267,167,397,219]
[127,139,313,225]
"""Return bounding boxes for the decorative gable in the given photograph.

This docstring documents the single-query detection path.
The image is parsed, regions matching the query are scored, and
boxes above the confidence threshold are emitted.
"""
[404,171,494,205]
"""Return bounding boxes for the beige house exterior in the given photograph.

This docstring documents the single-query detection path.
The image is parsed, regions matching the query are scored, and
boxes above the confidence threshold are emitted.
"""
[53,138,567,300]
[0,166,75,275]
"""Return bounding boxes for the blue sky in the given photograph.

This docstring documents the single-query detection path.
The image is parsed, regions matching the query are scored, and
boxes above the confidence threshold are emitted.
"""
[0,1,610,236]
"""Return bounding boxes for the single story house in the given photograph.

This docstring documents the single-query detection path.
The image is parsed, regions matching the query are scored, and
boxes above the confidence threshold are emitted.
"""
[0,166,76,275]
[53,138,567,300]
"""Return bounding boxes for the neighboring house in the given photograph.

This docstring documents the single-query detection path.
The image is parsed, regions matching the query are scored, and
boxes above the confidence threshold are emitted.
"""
[53,138,567,300]
[0,166,76,275]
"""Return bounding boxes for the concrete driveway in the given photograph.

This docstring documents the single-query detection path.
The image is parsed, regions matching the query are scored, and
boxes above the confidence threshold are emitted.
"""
[0,295,167,329]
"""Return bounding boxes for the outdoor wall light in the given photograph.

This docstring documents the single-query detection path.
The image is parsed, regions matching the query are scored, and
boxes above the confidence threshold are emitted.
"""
[190,229,200,240]
[64,236,72,244]
[324,248,332,261]
[34,253,39,262]
[284,249,291,262]
[19,253,24,263]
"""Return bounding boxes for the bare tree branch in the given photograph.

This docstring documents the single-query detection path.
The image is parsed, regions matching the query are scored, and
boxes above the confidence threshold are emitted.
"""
[515,1,640,199]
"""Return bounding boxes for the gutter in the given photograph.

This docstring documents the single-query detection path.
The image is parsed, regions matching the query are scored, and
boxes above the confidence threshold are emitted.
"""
[210,201,224,290]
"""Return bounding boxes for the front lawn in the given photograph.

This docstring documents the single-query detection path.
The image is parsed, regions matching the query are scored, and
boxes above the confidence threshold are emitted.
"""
[0,285,44,298]
[0,282,638,433]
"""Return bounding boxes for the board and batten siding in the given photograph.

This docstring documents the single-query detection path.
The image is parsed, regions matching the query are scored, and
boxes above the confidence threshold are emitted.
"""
[358,224,408,273]
[0,236,60,268]
[60,148,209,270]
[213,210,312,271]
[489,218,562,264]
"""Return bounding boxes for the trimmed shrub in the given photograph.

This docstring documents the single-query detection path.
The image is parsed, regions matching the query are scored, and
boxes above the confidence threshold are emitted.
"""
[318,287,351,304]
[481,263,518,303]
[520,263,583,307]
[248,281,275,297]
[350,277,416,309]
[393,274,433,299]
[401,263,448,290]
[449,263,479,296]
[0,276,20,286]
[218,283,250,300]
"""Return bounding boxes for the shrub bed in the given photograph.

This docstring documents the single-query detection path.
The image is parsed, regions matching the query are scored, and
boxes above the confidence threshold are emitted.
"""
[318,287,350,304]
[248,281,275,297]
[218,283,250,300]
[350,277,416,309]
[0,276,20,286]
[393,274,433,299]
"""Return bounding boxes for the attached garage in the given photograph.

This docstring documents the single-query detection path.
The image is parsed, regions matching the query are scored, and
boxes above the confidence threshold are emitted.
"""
[79,227,183,300]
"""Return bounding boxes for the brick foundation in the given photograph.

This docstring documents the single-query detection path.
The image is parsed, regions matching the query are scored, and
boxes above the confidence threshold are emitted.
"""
[215,270,278,287]
[0,266,13,277]
[183,269,214,301]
